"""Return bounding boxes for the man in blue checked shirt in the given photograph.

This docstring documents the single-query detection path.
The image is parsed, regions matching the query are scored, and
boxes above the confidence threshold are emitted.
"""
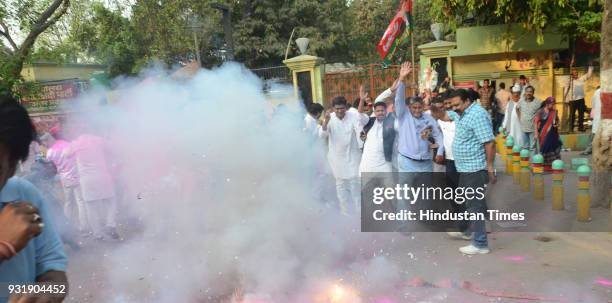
[432,89,497,255]
[0,95,68,303]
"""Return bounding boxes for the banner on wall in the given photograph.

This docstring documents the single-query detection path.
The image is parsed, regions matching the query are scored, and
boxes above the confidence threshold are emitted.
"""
[20,80,88,113]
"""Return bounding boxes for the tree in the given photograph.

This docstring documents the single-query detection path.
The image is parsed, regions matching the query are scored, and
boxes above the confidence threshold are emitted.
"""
[346,0,398,64]
[130,0,226,69]
[231,0,352,67]
[0,0,70,95]
[592,0,611,209]
[429,0,603,44]
[71,3,141,77]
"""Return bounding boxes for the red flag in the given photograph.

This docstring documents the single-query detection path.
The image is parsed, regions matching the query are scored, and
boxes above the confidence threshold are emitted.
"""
[376,0,412,62]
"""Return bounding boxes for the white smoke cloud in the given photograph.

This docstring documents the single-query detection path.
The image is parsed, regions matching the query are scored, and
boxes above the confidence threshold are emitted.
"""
[61,62,399,302]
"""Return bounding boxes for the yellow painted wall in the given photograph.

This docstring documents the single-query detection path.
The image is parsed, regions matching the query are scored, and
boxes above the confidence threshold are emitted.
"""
[452,51,554,101]
[21,64,105,82]
[452,51,551,77]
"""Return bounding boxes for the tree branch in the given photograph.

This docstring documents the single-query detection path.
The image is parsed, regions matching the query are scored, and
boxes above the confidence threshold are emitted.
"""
[0,43,12,56]
[0,20,18,51]
[18,0,69,57]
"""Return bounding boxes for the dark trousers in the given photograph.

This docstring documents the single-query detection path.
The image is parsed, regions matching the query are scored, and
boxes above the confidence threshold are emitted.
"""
[569,98,586,132]
[458,170,489,248]
[446,160,469,232]
[493,112,505,135]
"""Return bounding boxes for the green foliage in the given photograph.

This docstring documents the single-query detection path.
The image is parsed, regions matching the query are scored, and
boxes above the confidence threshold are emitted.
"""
[231,0,352,67]
[429,0,603,44]
[72,3,141,76]
[7,0,602,81]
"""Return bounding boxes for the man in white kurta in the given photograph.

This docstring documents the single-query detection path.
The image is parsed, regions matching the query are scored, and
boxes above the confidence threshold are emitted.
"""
[320,96,368,215]
[502,85,524,148]
[304,103,335,205]
[69,134,119,240]
[359,103,394,174]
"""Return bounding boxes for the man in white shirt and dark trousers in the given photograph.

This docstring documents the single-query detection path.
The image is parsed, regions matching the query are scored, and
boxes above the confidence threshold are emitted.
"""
[564,65,593,132]
[320,96,369,215]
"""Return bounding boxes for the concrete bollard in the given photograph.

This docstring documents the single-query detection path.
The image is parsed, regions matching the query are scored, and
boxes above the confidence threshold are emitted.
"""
[577,165,591,222]
[505,136,514,175]
[551,160,564,210]
[520,149,530,192]
[512,145,521,184]
[532,154,544,200]
[498,127,507,156]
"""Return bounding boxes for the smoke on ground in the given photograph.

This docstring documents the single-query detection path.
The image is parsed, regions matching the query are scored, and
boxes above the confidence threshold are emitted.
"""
[62,63,399,302]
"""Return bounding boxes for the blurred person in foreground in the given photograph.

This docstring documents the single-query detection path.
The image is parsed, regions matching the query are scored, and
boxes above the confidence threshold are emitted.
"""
[0,95,68,303]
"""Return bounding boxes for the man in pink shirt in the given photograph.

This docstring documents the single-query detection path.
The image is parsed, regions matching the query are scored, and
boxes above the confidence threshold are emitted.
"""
[40,132,89,234]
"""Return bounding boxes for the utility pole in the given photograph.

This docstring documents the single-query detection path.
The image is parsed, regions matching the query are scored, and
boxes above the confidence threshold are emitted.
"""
[210,3,234,61]
[188,15,203,66]
[193,30,201,66]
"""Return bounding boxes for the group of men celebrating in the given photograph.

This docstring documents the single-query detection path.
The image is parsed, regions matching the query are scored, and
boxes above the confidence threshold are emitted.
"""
[306,62,497,255]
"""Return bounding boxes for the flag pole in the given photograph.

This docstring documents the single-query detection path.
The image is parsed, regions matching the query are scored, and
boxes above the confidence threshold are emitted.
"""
[409,0,416,95]
[411,31,416,94]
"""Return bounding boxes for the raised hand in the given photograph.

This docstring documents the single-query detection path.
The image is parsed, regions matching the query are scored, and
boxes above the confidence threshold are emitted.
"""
[359,85,369,102]
[399,62,412,81]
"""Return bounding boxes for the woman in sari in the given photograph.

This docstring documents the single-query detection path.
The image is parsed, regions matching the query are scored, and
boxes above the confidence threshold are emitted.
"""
[534,97,563,171]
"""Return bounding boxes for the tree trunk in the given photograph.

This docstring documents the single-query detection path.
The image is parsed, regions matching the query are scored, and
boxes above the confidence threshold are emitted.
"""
[592,0,611,209]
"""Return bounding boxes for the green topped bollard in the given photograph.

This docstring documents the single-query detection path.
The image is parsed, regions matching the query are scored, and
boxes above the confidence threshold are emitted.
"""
[520,149,531,192]
[552,160,564,210]
[532,154,544,200]
[512,145,521,184]
[577,165,591,222]
[505,136,514,175]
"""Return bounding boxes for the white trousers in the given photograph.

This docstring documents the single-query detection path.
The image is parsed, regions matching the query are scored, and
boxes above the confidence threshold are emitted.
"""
[85,197,118,237]
[335,178,360,215]
[62,185,88,231]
